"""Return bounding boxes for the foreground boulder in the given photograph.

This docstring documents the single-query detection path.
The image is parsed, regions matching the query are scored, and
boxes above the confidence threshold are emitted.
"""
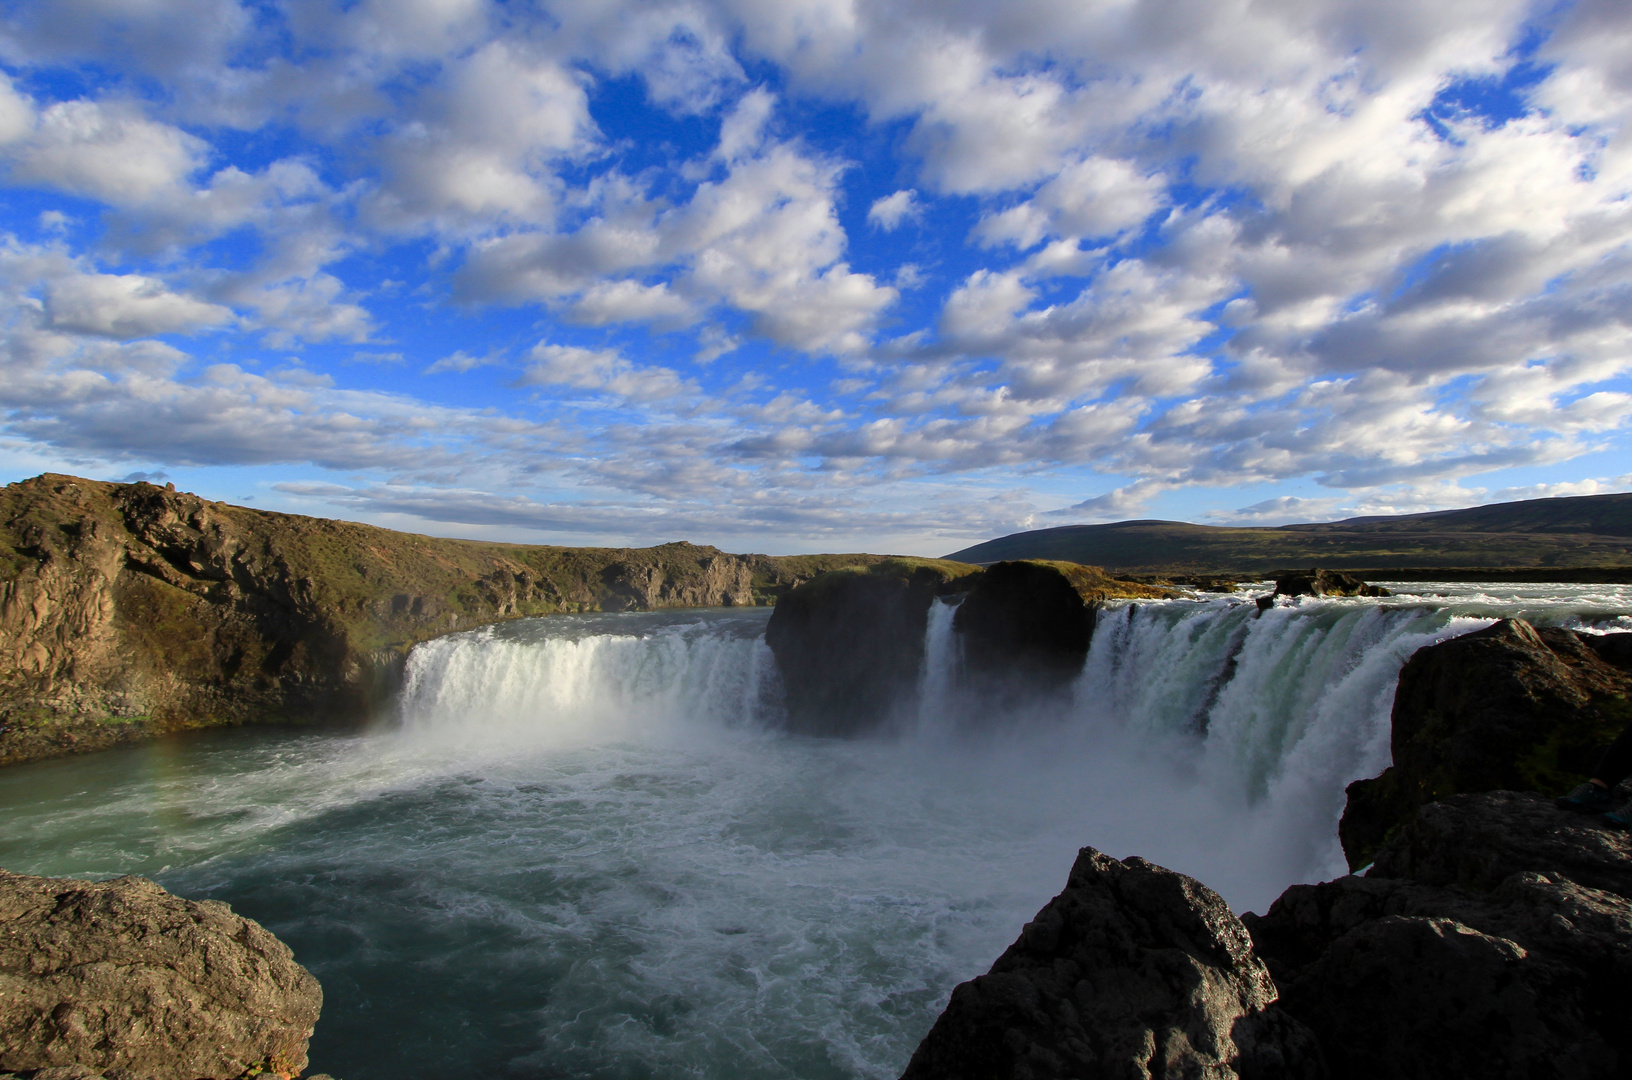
[1245,792,1632,1079]
[0,869,323,1080]
[900,848,1322,1080]
[1340,619,1632,867]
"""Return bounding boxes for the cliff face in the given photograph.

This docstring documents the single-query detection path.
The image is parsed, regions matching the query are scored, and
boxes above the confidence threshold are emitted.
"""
[764,559,980,736]
[1339,619,1632,868]
[766,559,1169,736]
[0,474,874,765]
[953,560,1157,695]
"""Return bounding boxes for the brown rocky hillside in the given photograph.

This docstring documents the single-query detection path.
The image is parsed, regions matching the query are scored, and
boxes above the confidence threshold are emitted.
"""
[0,474,892,764]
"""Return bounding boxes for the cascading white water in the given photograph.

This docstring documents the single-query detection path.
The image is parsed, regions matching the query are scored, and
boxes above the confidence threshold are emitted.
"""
[915,597,963,733]
[9,583,1627,1080]
[398,610,783,747]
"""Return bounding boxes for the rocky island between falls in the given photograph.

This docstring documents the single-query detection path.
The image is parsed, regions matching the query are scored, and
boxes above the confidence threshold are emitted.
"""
[3,472,1632,1078]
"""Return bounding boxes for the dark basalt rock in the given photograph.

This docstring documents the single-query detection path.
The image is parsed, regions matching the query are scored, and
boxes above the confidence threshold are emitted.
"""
[1340,619,1632,868]
[765,563,966,736]
[1244,792,1632,1079]
[0,869,323,1080]
[1272,569,1389,599]
[899,847,1323,1080]
[952,561,1095,694]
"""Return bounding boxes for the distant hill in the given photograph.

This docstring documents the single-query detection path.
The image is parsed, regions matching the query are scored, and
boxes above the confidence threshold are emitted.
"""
[944,493,1632,577]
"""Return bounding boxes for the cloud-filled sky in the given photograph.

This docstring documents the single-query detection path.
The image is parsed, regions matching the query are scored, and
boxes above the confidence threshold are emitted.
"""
[1,0,1630,554]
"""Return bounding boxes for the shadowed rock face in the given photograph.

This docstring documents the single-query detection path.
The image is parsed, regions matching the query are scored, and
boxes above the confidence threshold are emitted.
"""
[899,848,1323,1080]
[1245,792,1632,1080]
[765,563,965,736]
[952,561,1094,694]
[1340,618,1632,868]
[0,869,323,1080]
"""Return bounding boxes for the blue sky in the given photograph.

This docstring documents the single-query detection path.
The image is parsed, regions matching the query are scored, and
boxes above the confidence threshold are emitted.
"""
[0,0,1629,555]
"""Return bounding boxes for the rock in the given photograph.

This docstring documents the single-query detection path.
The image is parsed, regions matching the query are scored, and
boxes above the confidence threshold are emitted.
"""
[0,868,323,1080]
[0,473,891,766]
[765,560,977,736]
[1272,569,1389,599]
[1340,619,1632,868]
[952,561,1171,699]
[899,847,1323,1080]
[1244,792,1632,1078]
[1368,789,1632,897]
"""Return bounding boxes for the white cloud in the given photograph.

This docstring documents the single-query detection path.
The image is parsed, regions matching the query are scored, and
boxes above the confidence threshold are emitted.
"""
[2,97,207,204]
[868,190,920,231]
[45,272,234,339]
[522,343,695,402]
[975,158,1164,248]
[424,350,501,375]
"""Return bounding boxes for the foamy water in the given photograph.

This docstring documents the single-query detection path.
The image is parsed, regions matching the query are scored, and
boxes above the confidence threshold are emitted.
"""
[1,584,1626,1079]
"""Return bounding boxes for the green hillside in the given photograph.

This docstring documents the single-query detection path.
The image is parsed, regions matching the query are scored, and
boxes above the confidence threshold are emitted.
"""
[944,494,1632,577]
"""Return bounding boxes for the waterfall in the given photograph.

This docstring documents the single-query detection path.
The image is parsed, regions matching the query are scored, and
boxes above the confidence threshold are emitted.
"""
[398,611,782,748]
[915,597,962,733]
[393,589,1627,878]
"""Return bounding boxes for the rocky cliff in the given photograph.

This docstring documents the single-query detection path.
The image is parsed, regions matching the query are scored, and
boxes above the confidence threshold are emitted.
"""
[1340,618,1632,867]
[0,474,886,765]
[766,559,1168,736]
[0,869,324,1079]
[764,558,980,736]
[1246,791,1632,1078]
[900,848,1322,1080]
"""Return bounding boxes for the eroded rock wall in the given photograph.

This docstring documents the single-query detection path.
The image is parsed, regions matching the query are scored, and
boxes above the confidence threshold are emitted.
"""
[1339,618,1632,867]
[0,474,858,764]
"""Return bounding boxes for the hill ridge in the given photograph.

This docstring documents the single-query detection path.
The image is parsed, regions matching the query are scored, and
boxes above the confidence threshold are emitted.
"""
[946,493,1632,574]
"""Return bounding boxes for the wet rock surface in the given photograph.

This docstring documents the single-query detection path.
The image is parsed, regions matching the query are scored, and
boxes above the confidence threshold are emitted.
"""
[0,869,323,1080]
[951,561,1095,694]
[1340,618,1632,867]
[1271,569,1389,599]
[1245,792,1632,1079]
[765,561,973,736]
[899,847,1322,1080]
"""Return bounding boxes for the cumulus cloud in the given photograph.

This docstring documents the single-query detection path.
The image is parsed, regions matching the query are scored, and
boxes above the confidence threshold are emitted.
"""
[45,272,234,339]
[868,190,921,231]
[522,343,695,403]
[0,0,1628,549]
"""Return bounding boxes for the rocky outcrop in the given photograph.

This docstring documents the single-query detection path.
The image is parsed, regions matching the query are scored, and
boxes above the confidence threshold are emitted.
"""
[1271,569,1389,599]
[900,848,1323,1080]
[765,560,978,736]
[0,474,883,765]
[952,561,1167,696]
[1245,791,1632,1079]
[1340,619,1632,867]
[0,869,323,1079]
[766,559,1167,736]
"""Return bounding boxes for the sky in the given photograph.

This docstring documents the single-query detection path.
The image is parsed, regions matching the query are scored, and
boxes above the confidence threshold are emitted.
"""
[0,0,1630,556]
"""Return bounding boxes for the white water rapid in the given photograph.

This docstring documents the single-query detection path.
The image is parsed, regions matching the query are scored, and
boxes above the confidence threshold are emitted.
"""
[3,582,1627,1080]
